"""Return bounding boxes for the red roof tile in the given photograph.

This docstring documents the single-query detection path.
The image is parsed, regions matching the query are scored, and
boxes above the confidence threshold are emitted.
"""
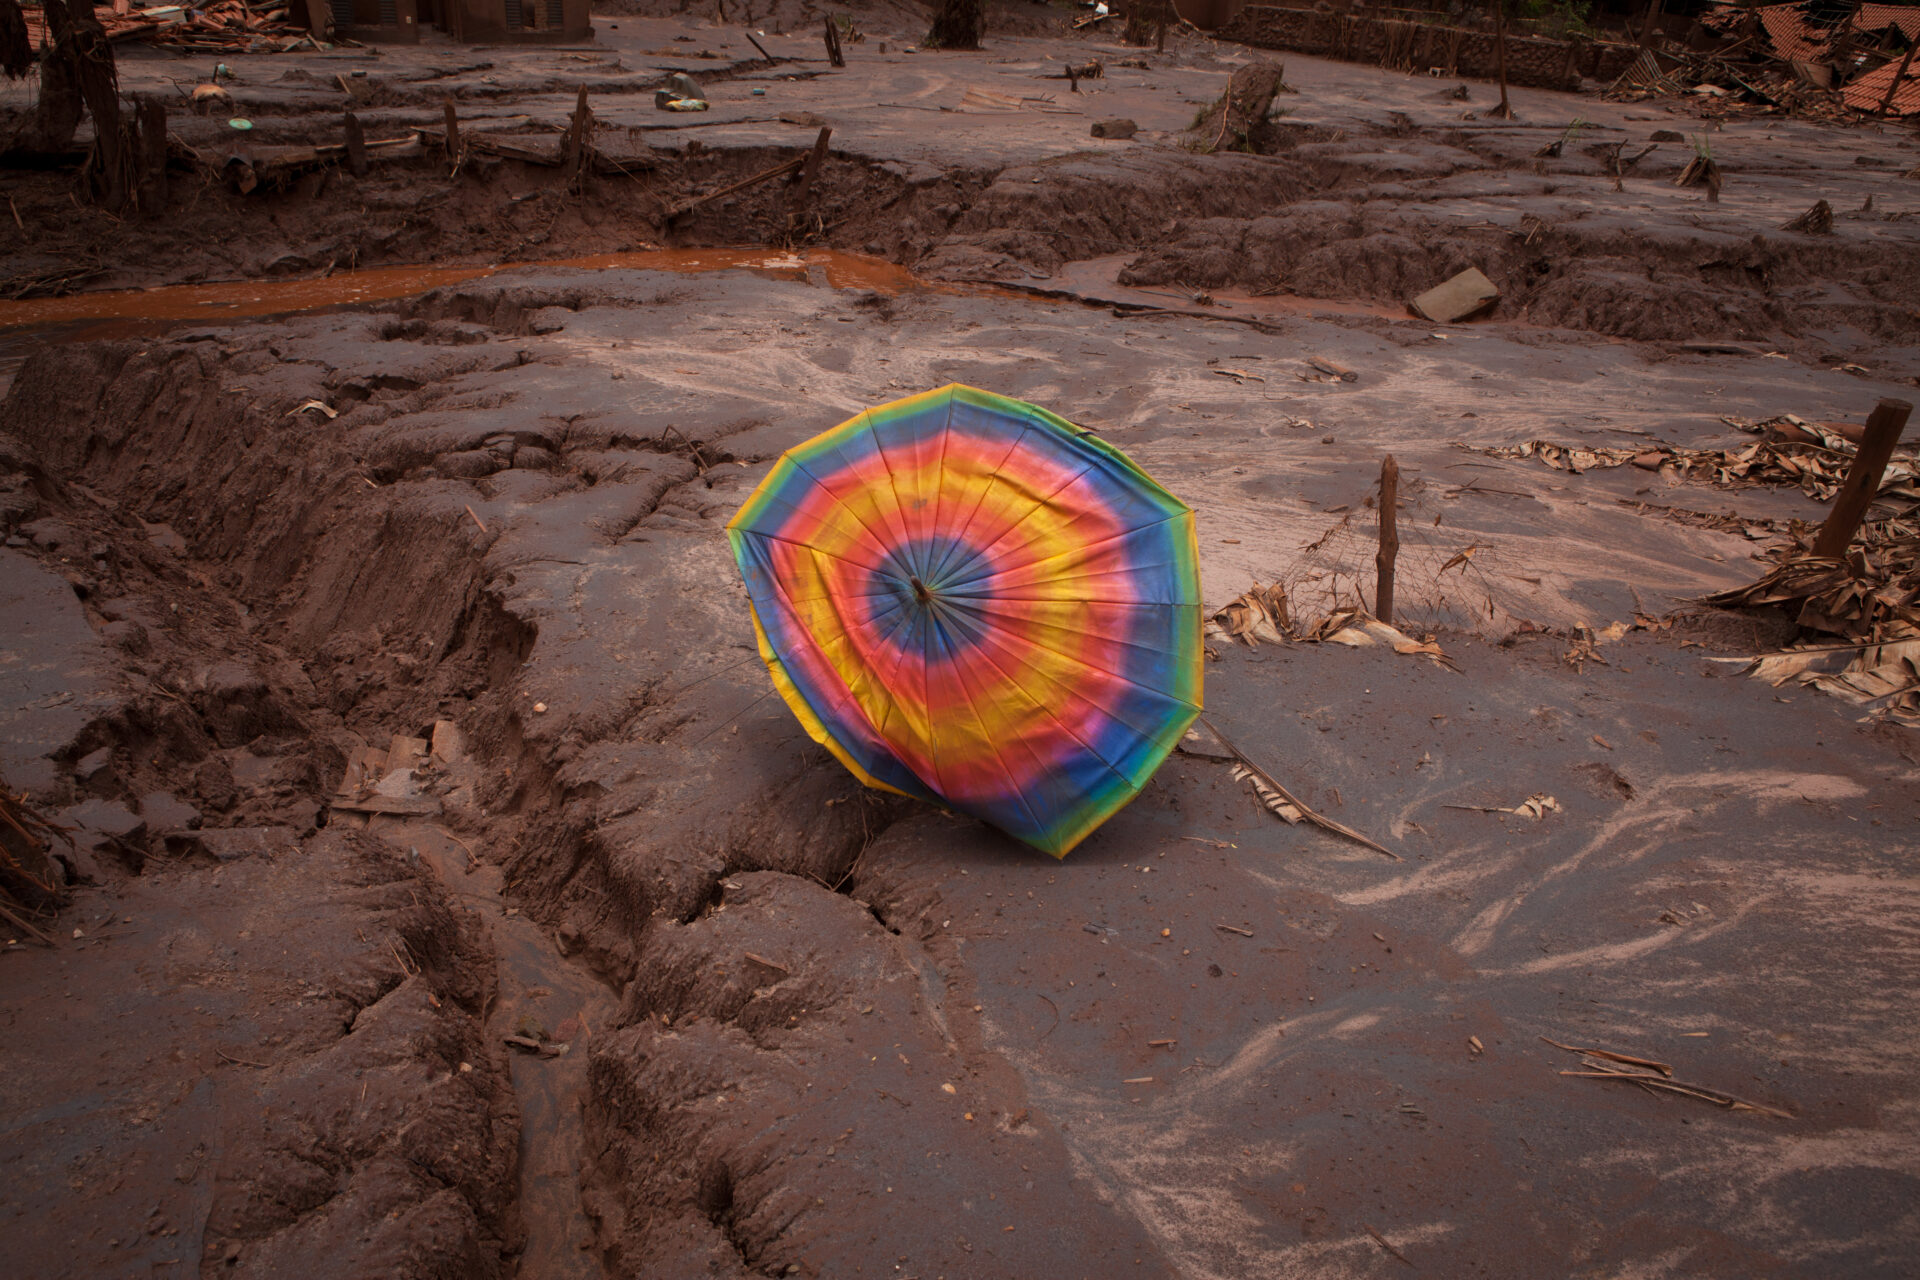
[1842,56,1920,114]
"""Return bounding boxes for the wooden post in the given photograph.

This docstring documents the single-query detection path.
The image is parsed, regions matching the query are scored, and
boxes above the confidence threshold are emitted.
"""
[136,94,167,214]
[443,98,460,162]
[1811,399,1913,558]
[1637,0,1663,50]
[1491,0,1514,119]
[343,108,367,177]
[745,30,774,63]
[1375,454,1399,624]
[1878,37,1918,117]
[823,14,844,67]
[562,85,591,180]
[791,124,831,204]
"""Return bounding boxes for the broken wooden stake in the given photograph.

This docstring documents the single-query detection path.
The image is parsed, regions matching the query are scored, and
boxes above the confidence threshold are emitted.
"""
[822,15,844,67]
[343,109,367,177]
[666,153,807,219]
[1811,398,1913,558]
[790,124,831,208]
[745,29,774,63]
[443,99,461,165]
[1490,0,1515,118]
[136,94,168,214]
[562,85,592,181]
[1375,454,1399,626]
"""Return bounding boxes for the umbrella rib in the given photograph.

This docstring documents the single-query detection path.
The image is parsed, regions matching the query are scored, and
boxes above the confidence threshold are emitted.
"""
[937,457,1107,585]
[951,605,1201,751]
[942,514,1186,595]
[927,389,957,586]
[932,611,1052,842]
[923,413,1041,587]
[753,545,932,792]
[735,530,902,594]
[861,407,922,572]
[955,597,1200,664]
[953,605,1202,712]
[945,606,1146,791]
[746,462,898,571]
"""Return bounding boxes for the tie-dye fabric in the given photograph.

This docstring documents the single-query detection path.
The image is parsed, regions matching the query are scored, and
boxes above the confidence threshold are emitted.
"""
[726,385,1203,858]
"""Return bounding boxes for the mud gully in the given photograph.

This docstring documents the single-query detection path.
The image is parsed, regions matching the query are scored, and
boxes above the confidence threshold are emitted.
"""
[3,5,1920,1278]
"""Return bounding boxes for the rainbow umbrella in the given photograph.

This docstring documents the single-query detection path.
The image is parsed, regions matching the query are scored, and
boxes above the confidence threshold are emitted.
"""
[725,385,1203,858]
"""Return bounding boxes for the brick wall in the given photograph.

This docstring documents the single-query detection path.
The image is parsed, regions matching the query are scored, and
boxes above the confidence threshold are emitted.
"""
[1215,6,1642,92]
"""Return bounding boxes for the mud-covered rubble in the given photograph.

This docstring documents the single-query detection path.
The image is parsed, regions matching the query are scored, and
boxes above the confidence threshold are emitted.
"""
[0,825,521,1279]
[9,21,1920,355]
[7,237,1920,1275]
[584,870,1171,1277]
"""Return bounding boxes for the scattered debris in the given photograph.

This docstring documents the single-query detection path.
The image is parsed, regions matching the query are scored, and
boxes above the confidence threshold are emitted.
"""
[1231,763,1305,823]
[1090,117,1138,139]
[1214,923,1254,936]
[331,732,444,818]
[1409,267,1499,324]
[1538,1037,1668,1075]
[1307,355,1357,383]
[1208,585,1454,668]
[1781,199,1834,234]
[1700,547,1920,728]
[1363,1223,1415,1268]
[1311,609,1456,669]
[504,1033,564,1058]
[1210,582,1289,646]
[1543,1036,1792,1117]
[1,789,71,919]
[1674,135,1724,201]
[1205,717,1401,861]
[1185,60,1292,154]
[1444,793,1560,819]
[1472,428,1920,508]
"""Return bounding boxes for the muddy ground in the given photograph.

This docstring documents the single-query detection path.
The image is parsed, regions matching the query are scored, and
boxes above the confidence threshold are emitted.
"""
[3,11,1920,1280]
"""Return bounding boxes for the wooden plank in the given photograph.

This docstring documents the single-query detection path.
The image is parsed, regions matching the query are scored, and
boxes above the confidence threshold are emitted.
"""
[330,794,442,817]
[666,154,805,219]
[386,734,429,770]
[336,744,388,795]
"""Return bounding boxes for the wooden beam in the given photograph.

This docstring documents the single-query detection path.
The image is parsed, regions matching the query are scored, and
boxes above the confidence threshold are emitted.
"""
[665,154,805,219]
[1811,398,1913,558]
[1878,36,1918,117]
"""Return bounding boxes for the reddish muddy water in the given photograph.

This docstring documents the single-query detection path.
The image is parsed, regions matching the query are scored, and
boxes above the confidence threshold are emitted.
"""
[0,247,937,339]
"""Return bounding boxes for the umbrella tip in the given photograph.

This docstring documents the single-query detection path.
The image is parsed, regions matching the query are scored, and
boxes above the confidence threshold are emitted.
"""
[910,576,932,605]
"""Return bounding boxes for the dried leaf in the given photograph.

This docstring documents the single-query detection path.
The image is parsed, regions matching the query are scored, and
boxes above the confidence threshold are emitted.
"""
[1231,763,1304,823]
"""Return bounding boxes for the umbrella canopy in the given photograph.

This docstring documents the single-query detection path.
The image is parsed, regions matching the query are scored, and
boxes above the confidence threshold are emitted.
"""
[726,384,1203,857]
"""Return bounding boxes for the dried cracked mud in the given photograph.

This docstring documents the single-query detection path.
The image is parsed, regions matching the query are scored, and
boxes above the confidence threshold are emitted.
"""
[3,11,1920,1280]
